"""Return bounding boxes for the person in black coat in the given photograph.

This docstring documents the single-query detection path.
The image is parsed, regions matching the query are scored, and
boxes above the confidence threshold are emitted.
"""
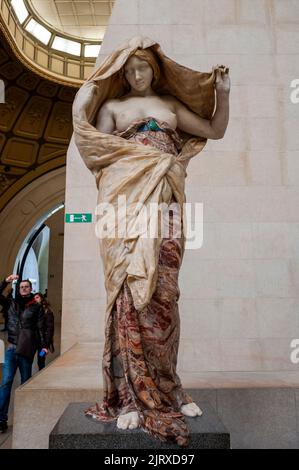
[34,292,55,370]
[0,285,12,332]
[0,274,48,433]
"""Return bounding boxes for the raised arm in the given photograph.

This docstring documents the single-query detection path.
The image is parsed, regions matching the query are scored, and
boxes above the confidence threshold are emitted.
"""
[0,280,8,307]
[171,65,230,140]
[0,274,18,306]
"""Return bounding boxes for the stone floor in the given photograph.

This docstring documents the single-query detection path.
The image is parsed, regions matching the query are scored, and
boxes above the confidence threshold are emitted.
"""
[2,323,299,449]
[0,425,12,449]
[8,340,299,449]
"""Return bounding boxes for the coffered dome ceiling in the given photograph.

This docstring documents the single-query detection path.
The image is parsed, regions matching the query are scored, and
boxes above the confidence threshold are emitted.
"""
[28,0,115,39]
[0,1,116,212]
[0,31,77,212]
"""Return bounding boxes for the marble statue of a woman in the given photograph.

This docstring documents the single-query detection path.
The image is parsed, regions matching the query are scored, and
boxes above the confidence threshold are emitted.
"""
[73,36,230,447]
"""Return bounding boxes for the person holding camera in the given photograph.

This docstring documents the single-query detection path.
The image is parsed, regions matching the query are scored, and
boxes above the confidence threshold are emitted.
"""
[0,274,48,433]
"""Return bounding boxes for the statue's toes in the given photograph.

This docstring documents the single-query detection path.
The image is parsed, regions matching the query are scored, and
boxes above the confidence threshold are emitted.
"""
[117,411,140,430]
[181,402,203,417]
[128,411,140,429]
[117,415,127,429]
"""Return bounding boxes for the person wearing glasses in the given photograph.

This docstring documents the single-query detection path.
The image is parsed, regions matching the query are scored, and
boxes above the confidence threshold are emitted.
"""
[0,274,47,433]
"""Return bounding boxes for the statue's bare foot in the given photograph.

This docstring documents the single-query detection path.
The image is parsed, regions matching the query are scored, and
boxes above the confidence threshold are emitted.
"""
[117,411,140,430]
[180,402,203,417]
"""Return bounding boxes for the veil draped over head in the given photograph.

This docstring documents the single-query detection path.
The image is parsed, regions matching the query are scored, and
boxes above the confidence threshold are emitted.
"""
[72,36,216,321]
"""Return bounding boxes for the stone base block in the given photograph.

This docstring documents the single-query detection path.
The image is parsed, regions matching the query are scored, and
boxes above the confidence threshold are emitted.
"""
[49,399,230,449]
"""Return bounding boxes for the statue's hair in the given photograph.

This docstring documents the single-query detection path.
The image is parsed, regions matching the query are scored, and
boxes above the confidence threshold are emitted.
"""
[120,47,161,91]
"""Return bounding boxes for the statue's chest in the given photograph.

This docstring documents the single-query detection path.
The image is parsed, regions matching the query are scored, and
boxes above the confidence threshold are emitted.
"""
[116,103,176,131]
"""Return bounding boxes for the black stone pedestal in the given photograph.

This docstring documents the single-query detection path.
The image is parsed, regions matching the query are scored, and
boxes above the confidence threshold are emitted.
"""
[49,399,230,449]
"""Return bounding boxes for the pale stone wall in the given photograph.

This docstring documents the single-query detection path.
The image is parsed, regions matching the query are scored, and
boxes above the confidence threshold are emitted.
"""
[62,0,299,374]
[46,209,64,324]
[61,138,106,351]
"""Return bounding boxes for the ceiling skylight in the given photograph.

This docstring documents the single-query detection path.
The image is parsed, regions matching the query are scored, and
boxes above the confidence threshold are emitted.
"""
[25,18,51,45]
[84,44,101,58]
[11,0,29,24]
[52,36,81,56]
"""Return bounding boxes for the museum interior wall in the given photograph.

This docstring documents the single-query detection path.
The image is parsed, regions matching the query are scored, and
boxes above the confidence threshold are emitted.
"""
[3,0,298,451]
[62,0,299,375]
[0,0,298,376]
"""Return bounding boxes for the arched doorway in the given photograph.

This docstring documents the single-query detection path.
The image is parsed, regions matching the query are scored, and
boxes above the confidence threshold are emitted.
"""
[13,203,64,324]
[0,167,65,359]
[0,167,65,280]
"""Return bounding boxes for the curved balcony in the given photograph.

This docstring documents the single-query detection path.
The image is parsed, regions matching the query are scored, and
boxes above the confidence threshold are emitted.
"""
[0,0,109,86]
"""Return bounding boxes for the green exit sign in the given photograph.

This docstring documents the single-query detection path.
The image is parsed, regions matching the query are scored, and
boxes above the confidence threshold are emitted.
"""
[65,213,92,223]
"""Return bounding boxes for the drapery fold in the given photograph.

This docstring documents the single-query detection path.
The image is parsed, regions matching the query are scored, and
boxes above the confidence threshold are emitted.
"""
[72,35,216,322]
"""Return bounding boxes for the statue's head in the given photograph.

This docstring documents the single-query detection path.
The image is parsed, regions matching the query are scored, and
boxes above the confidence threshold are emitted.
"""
[121,48,160,93]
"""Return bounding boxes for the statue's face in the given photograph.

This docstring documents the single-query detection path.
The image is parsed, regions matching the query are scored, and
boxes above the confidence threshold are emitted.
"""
[124,55,154,92]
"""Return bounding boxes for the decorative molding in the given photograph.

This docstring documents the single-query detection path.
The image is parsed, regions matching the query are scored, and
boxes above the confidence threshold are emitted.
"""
[0,19,83,87]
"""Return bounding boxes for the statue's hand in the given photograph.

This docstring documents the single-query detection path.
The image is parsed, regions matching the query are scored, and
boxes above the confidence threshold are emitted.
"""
[212,64,230,94]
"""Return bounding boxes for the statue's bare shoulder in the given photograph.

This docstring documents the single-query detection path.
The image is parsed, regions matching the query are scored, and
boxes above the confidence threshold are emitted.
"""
[99,98,120,113]
[96,98,117,134]
[159,94,179,105]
